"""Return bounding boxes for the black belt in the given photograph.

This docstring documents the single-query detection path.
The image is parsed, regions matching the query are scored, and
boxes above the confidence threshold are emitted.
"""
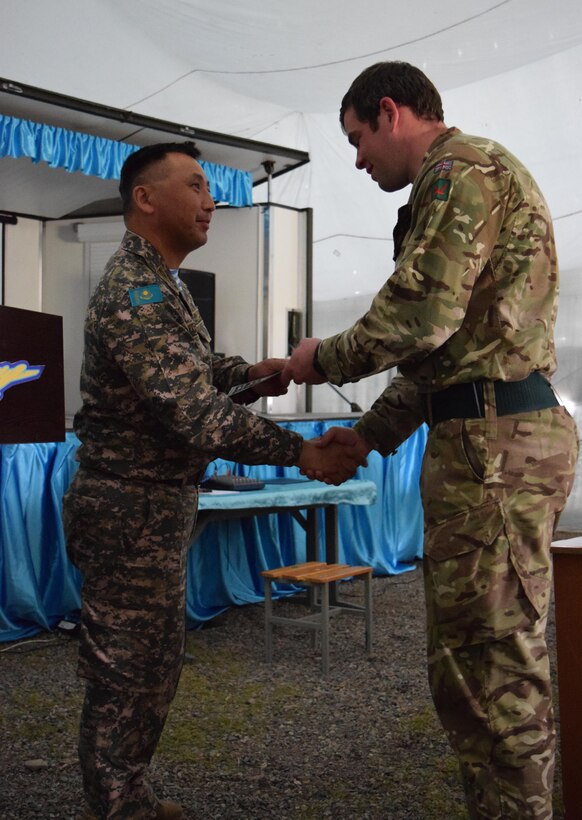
[427,372,559,425]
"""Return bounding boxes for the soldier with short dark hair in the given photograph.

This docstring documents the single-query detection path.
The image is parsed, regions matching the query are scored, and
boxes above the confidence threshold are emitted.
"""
[63,142,364,819]
[285,61,579,819]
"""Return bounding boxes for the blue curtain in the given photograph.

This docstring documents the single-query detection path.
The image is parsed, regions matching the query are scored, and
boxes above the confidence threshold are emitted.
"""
[0,113,252,207]
[0,423,427,641]
[0,435,82,640]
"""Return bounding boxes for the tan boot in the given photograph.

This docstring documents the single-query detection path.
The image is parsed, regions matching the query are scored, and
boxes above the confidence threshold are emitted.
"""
[155,800,184,819]
[81,799,184,819]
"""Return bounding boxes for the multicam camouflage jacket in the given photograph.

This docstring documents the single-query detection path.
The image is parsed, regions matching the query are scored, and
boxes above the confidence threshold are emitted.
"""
[73,231,302,481]
[316,128,559,455]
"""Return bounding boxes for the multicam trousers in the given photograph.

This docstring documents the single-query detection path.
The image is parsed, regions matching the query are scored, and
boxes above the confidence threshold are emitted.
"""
[62,470,198,820]
[421,405,579,819]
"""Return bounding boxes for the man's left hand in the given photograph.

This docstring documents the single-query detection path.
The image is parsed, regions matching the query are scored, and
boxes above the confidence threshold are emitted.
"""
[246,358,291,397]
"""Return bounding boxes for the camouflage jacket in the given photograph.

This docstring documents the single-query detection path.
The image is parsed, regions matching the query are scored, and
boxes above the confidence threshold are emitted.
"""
[316,128,559,455]
[73,231,302,480]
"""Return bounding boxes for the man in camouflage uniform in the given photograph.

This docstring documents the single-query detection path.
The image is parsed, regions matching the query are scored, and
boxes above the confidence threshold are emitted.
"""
[285,62,579,818]
[63,142,362,820]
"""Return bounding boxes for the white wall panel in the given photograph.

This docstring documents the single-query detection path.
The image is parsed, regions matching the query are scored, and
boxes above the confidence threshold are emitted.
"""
[3,217,42,311]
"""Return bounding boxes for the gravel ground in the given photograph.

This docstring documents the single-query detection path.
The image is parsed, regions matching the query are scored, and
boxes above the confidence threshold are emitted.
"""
[0,548,573,820]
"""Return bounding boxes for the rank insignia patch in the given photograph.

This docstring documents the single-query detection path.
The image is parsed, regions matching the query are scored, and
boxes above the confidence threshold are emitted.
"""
[432,178,451,201]
[129,285,164,306]
[433,159,453,173]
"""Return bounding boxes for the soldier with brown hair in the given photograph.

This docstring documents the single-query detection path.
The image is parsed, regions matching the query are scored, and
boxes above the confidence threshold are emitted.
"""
[63,142,364,819]
[285,62,579,819]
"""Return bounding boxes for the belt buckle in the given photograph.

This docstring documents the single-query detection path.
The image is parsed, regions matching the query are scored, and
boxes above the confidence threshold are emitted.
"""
[472,382,484,417]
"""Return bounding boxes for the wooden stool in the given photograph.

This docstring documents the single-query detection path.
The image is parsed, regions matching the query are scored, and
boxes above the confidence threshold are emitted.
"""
[261,561,373,675]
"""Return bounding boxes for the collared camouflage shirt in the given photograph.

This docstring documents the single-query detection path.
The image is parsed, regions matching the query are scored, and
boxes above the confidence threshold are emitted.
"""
[317,128,559,454]
[73,231,302,480]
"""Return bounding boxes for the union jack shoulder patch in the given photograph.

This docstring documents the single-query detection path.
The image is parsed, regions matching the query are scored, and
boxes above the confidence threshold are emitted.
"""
[433,159,453,173]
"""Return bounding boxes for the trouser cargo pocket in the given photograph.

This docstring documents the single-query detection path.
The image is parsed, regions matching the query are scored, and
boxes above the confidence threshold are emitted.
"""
[423,499,538,648]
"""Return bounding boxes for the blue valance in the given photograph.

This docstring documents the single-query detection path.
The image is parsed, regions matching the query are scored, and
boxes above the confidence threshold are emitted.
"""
[0,112,253,207]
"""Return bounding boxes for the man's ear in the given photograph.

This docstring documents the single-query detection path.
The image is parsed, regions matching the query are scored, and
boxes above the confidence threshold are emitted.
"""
[132,184,155,215]
[378,96,399,129]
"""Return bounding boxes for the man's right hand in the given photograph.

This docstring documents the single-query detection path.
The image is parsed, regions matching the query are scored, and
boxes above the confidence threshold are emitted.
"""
[296,433,369,486]
[300,427,372,483]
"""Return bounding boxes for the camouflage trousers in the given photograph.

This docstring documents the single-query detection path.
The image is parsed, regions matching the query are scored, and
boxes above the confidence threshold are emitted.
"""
[62,470,198,820]
[420,406,579,819]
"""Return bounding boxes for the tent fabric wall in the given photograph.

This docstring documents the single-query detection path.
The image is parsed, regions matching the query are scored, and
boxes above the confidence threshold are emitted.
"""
[3,3,582,285]
[2,2,581,320]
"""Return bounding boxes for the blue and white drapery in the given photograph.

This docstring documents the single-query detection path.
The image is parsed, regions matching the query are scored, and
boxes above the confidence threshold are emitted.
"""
[0,112,253,207]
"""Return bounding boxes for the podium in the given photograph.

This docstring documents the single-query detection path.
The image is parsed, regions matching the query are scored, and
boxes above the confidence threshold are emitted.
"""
[551,536,582,816]
[0,305,65,443]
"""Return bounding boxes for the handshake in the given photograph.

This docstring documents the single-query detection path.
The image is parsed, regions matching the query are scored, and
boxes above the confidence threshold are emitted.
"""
[297,427,371,486]
[245,341,371,487]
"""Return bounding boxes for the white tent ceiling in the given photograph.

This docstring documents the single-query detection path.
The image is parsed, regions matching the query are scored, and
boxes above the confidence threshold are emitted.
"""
[2,0,582,300]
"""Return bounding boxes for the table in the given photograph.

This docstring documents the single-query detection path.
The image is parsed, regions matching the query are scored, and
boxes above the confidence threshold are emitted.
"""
[193,478,377,612]
[196,478,377,565]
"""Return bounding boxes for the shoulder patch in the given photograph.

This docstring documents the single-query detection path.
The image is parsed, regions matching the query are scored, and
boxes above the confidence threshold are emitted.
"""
[432,178,451,202]
[129,284,164,306]
[433,159,453,173]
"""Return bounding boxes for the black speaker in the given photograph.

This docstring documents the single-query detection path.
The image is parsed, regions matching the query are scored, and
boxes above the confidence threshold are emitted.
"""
[178,269,216,350]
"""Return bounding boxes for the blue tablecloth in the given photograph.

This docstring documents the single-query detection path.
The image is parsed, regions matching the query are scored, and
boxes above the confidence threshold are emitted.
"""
[198,477,377,511]
[0,420,427,640]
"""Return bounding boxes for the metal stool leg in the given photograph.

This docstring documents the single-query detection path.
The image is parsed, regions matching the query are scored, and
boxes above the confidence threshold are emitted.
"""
[364,571,373,655]
[264,579,274,664]
[311,583,318,650]
[321,582,330,675]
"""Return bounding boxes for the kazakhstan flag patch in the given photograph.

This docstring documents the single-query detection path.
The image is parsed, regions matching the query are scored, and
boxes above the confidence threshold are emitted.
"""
[129,284,164,306]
